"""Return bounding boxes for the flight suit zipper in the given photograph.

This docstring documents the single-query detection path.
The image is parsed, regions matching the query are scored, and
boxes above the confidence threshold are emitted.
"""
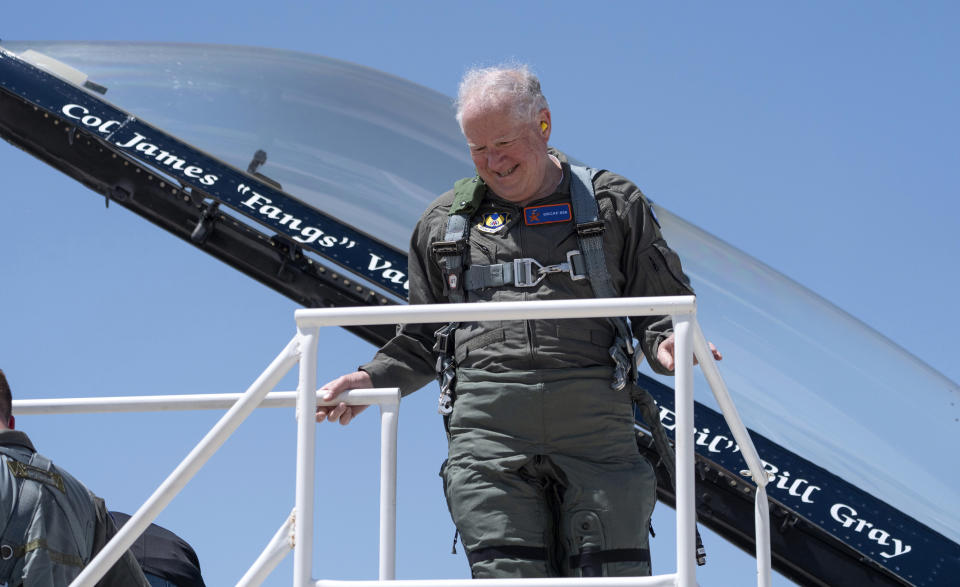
[517,218,538,368]
[470,239,494,264]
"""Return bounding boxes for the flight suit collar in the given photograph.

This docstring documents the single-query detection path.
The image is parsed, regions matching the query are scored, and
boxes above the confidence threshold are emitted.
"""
[0,429,36,452]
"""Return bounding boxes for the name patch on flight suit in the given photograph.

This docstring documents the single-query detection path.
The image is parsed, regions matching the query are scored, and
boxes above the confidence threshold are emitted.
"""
[523,203,571,225]
[476,212,510,234]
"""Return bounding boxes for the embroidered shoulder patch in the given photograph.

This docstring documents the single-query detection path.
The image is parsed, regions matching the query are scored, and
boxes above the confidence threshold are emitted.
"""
[523,203,571,225]
[6,460,65,492]
[476,212,510,234]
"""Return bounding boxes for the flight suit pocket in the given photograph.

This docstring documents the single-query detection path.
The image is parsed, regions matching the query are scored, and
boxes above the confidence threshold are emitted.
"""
[648,241,693,294]
[454,327,505,364]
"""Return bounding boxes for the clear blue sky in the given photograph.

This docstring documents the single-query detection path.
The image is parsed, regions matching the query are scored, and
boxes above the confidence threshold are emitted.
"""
[1,2,957,585]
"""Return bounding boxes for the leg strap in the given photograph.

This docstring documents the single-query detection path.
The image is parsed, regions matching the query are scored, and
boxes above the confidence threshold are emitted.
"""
[467,545,547,566]
[570,548,651,577]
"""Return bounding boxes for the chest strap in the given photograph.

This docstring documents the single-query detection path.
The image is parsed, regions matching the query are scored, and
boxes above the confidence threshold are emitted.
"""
[433,165,638,387]
[464,250,587,290]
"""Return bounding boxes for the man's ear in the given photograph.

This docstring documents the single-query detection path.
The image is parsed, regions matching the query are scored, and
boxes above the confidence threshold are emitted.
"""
[538,109,552,141]
[8,415,14,430]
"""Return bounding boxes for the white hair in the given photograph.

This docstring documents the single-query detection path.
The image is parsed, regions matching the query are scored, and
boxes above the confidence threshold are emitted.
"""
[455,64,549,131]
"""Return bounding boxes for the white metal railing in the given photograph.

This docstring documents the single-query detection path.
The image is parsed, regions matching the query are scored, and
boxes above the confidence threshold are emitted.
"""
[11,295,771,587]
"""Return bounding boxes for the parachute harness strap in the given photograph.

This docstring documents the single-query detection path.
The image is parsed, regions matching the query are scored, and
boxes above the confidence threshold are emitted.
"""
[569,165,706,566]
[464,250,587,290]
[568,166,635,390]
[431,206,473,417]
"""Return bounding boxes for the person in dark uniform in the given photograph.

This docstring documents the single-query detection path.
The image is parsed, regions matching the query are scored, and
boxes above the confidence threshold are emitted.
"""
[316,65,720,578]
[109,512,205,587]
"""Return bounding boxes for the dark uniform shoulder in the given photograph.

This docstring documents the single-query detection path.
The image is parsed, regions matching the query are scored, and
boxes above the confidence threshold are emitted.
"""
[411,179,476,245]
[592,169,648,205]
[587,168,658,228]
[416,188,457,229]
[418,173,487,227]
[425,189,456,215]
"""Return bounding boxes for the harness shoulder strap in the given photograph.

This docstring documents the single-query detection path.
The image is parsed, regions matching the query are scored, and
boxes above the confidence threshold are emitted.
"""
[568,165,617,300]
[568,166,635,384]
[0,449,94,580]
[0,450,61,579]
[430,176,483,415]
[568,165,707,565]
[431,176,482,304]
[439,213,470,304]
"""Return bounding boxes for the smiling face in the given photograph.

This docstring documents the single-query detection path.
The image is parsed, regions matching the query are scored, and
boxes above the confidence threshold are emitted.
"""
[461,103,557,206]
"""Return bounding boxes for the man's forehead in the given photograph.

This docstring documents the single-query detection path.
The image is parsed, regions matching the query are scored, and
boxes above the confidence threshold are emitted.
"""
[463,109,527,143]
[466,130,521,148]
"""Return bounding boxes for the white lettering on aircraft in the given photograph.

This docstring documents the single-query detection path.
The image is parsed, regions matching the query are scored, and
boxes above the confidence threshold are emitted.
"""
[830,503,912,559]
[761,460,821,504]
[236,185,410,290]
[658,405,821,503]
[657,404,917,560]
[62,102,407,292]
[61,104,218,186]
[238,186,354,249]
[367,254,409,290]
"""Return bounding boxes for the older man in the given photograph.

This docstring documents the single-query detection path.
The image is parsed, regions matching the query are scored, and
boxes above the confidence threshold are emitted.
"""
[317,65,717,578]
[0,369,150,586]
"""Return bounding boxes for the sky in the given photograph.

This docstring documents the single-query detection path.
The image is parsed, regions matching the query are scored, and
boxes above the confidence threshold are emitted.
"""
[1,2,958,586]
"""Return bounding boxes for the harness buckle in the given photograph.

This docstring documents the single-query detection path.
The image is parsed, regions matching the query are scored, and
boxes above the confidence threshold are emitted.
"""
[513,258,546,287]
[576,220,605,237]
[512,251,587,287]
[565,250,587,281]
[433,323,456,355]
[433,323,458,416]
[436,355,456,415]
[438,371,455,415]
[608,333,637,392]
[431,240,465,256]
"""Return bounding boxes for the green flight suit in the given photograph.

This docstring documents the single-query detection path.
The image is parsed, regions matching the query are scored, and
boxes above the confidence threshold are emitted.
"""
[361,152,693,578]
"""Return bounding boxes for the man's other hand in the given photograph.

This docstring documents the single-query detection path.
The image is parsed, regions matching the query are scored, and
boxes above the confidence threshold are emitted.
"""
[656,334,723,372]
[315,370,372,425]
